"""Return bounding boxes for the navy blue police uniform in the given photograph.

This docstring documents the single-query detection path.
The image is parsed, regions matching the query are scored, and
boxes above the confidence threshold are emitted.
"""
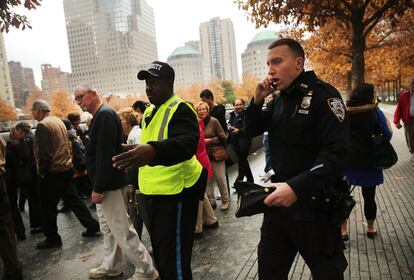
[245,70,349,280]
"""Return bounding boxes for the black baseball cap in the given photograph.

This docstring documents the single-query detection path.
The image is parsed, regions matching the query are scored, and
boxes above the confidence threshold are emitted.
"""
[137,61,175,81]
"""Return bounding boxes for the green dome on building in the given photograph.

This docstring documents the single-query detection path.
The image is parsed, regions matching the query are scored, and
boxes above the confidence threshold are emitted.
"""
[247,31,278,48]
[168,46,200,60]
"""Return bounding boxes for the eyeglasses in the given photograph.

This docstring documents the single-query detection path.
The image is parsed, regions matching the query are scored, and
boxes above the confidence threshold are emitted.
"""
[74,90,91,103]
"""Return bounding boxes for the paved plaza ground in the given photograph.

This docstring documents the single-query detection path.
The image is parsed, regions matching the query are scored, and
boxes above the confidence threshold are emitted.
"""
[2,104,413,280]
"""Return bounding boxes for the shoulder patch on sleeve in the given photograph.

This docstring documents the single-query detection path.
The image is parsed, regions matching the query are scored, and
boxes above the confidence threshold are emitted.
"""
[327,98,345,122]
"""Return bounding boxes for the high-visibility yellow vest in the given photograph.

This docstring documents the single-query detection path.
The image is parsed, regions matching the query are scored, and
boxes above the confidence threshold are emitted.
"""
[139,94,202,195]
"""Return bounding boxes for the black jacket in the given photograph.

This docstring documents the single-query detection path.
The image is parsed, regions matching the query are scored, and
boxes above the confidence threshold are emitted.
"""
[228,110,252,148]
[210,104,227,133]
[145,102,199,166]
[86,104,126,193]
[346,110,373,169]
[245,71,349,213]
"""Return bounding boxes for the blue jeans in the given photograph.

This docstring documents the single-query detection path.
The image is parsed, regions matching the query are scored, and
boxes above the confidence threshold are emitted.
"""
[263,134,272,173]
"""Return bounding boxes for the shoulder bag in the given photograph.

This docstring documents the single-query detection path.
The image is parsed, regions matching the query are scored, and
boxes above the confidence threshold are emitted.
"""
[371,109,398,169]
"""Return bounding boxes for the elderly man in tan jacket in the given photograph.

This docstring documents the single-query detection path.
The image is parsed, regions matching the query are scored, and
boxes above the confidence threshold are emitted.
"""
[31,99,99,249]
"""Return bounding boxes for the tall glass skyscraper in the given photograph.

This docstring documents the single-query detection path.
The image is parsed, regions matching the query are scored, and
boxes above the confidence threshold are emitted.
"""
[0,33,14,107]
[64,0,158,95]
[199,17,239,83]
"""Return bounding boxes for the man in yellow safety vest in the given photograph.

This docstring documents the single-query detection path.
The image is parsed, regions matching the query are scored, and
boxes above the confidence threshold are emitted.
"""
[113,61,207,280]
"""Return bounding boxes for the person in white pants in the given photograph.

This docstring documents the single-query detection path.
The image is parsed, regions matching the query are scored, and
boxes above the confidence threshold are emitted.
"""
[74,84,158,280]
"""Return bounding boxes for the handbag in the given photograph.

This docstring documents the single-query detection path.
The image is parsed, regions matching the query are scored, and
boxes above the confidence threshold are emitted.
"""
[208,144,228,162]
[371,110,398,169]
[233,181,275,218]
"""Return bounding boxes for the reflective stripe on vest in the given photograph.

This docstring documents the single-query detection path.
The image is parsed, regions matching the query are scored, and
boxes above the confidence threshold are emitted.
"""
[139,94,202,195]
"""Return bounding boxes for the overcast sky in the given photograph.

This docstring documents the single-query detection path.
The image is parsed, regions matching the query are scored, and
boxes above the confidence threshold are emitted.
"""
[4,0,280,86]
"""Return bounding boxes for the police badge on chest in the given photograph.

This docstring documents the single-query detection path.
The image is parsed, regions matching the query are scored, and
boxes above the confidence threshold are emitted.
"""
[298,90,313,115]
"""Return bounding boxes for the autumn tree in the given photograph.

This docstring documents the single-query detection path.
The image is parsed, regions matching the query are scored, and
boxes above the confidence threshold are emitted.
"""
[23,88,48,115]
[289,9,414,93]
[222,81,236,105]
[234,72,259,101]
[176,80,227,106]
[176,82,204,105]
[237,0,414,89]
[0,99,17,121]
[50,89,81,119]
[0,0,42,32]
[206,79,226,104]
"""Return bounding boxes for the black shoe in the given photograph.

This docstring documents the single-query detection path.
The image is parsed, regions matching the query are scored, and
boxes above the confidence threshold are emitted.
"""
[82,228,100,237]
[194,232,203,239]
[57,206,71,213]
[204,221,219,230]
[36,239,62,249]
[30,227,44,234]
[367,230,377,239]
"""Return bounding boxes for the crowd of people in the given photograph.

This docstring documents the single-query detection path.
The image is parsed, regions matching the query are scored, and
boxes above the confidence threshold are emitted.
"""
[0,38,413,280]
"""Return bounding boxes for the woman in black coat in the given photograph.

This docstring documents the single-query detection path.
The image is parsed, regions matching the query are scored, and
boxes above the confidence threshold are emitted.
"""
[228,98,254,185]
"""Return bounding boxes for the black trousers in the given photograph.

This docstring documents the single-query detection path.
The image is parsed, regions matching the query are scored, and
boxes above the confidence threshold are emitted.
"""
[143,169,207,280]
[361,185,377,220]
[23,173,45,229]
[0,175,22,278]
[258,208,347,280]
[5,176,25,238]
[39,169,99,243]
[233,138,253,183]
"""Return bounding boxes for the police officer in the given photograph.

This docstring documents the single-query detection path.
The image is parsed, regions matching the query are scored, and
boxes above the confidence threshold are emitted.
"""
[245,38,349,279]
[113,61,207,280]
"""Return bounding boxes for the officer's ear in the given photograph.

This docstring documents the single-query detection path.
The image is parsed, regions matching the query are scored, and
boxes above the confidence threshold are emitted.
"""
[295,56,304,71]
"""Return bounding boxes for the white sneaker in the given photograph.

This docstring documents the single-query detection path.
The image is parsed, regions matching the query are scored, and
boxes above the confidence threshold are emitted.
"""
[261,170,275,183]
[89,267,123,279]
[127,269,159,280]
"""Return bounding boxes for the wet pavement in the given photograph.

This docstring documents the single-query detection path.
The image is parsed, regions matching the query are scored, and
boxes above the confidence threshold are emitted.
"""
[2,103,414,280]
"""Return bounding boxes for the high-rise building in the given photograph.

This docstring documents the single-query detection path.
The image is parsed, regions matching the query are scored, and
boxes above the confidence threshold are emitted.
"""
[199,17,239,83]
[241,31,278,80]
[63,0,158,95]
[9,61,36,108]
[185,41,200,53]
[41,64,70,96]
[0,34,14,107]
[167,44,210,88]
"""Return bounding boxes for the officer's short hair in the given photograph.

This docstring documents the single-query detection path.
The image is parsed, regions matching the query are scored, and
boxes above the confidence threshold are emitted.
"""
[199,89,214,100]
[268,38,305,62]
[32,99,51,112]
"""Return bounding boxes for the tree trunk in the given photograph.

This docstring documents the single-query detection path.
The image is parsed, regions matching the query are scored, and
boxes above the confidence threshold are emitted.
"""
[346,71,352,95]
[351,12,365,90]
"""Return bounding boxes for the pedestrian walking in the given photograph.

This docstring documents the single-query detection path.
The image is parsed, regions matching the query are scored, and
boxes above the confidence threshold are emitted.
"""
[31,100,100,249]
[341,83,393,240]
[74,85,157,280]
[394,76,414,161]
